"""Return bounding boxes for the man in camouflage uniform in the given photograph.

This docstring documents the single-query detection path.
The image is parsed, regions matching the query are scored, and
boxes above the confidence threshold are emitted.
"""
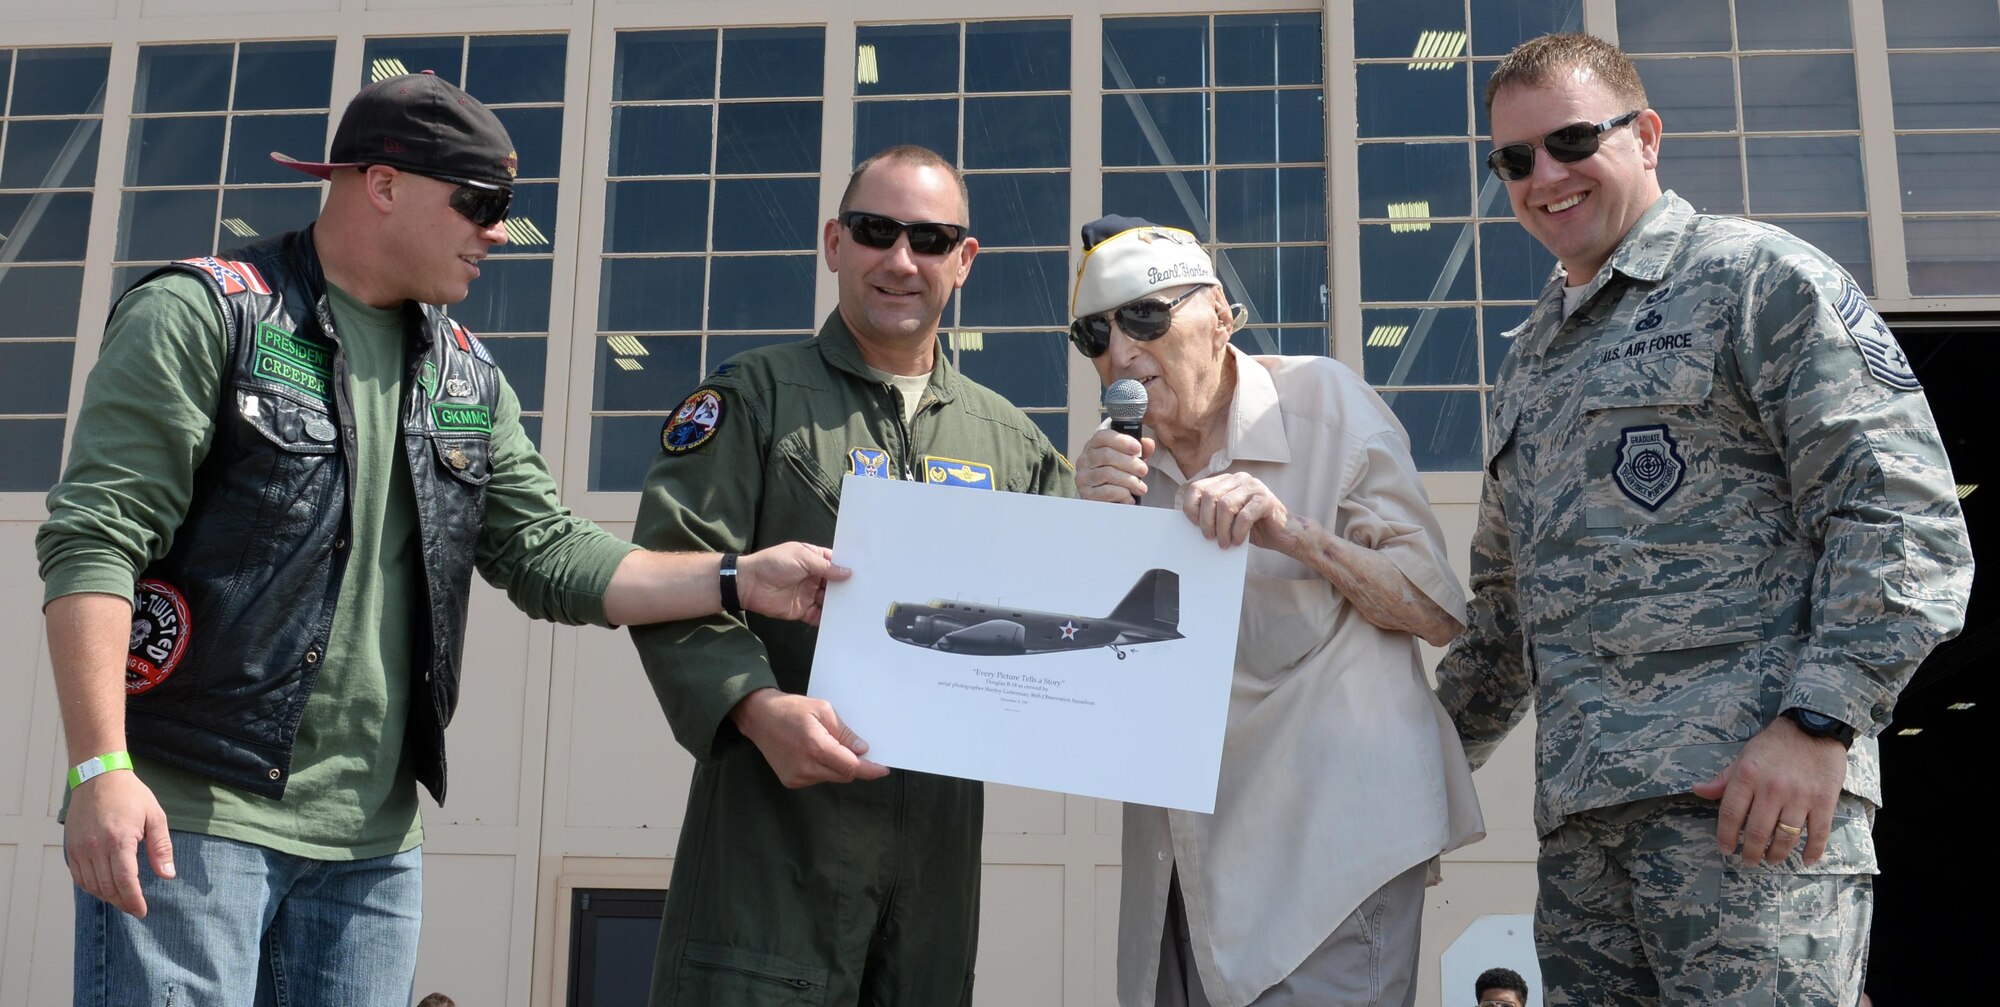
[1434,33,1972,1005]
[628,145,1074,1006]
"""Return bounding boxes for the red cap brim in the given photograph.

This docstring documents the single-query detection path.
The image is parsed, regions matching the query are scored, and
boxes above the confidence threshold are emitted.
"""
[269,152,361,180]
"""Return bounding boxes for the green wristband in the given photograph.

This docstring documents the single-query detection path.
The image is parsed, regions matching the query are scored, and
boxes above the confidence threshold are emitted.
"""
[68,751,134,790]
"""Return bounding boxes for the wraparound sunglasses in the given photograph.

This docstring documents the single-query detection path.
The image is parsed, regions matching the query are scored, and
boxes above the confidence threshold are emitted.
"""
[1068,286,1205,359]
[1486,110,1641,181]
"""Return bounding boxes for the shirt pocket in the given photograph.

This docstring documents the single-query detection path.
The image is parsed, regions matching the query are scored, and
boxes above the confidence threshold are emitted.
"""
[1588,587,1761,658]
[429,433,492,487]
[1579,331,1717,413]
[1237,574,1337,683]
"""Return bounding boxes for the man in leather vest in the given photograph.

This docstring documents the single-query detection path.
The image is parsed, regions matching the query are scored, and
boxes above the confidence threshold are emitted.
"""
[39,73,844,1006]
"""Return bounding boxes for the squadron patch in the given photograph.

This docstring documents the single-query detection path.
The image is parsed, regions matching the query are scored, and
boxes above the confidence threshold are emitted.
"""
[1834,281,1920,391]
[127,579,190,695]
[923,455,994,489]
[849,447,893,479]
[662,389,723,453]
[1613,424,1686,511]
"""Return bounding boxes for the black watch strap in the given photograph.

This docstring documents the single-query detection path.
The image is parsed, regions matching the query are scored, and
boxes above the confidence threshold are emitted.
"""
[719,552,742,617]
[1783,707,1857,748]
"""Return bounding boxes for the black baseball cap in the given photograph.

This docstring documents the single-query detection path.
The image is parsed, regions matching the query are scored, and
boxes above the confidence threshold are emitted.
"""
[272,71,518,188]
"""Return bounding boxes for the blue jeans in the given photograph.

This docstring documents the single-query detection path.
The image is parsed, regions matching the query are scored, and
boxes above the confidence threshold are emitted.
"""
[73,830,423,1007]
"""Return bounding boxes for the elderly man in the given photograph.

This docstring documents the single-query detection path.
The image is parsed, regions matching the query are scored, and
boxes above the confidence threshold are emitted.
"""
[1434,33,1971,1004]
[1071,215,1483,1007]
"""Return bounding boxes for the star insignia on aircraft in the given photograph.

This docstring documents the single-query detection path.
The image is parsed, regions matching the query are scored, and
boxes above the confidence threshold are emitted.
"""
[1059,620,1078,640]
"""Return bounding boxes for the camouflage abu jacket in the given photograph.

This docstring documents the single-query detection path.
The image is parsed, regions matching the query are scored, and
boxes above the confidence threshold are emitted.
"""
[1435,192,1972,836]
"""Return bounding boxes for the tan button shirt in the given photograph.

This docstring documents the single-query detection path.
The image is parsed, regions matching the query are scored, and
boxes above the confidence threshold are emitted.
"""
[1117,349,1485,1007]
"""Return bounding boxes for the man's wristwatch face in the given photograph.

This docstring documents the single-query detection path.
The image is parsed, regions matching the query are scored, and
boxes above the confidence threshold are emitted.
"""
[1784,707,1857,746]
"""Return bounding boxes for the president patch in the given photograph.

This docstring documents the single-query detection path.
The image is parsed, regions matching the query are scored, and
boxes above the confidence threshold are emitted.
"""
[1614,424,1685,511]
[128,579,190,695]
[1834,281,1920,391]
[923,455,994,489]
[662,389,723,454]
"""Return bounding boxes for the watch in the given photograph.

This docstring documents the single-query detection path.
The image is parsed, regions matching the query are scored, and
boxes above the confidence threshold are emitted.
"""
[1782,707,1858,748]
[718,552,742,618]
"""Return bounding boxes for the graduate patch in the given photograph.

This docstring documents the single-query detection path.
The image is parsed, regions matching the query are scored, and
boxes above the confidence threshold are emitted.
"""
[250,323,332,401]
[923,455,994,489]
[127,579,190,695]
[849,447,893,479]
[1614,424,1685,511]
[662,389,723,453]
[1834,281,1919,391]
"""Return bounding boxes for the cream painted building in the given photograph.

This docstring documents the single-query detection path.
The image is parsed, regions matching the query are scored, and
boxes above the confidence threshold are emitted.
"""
[2,0,1992,1003]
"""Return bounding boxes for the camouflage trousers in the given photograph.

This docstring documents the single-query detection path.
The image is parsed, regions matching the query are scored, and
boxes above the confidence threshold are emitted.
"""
[1537,794,1874,1006]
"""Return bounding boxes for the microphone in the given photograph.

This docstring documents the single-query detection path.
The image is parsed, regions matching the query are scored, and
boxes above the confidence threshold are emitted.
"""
[1103,379,1148,505]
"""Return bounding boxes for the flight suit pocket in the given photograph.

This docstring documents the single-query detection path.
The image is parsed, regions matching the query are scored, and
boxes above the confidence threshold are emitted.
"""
[1237,575,1335,682]
[678,941,827,1006]
[776,434,841,517]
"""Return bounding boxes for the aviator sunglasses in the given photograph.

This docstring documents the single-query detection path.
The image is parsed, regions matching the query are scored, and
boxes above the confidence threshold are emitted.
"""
[373,166,513,228]
[1068,286,1205,358]
[839,211,970,256]
[1486,110,1641,181]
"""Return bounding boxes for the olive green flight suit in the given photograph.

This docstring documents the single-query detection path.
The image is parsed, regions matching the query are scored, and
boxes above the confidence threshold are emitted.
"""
[631,311,1075,1006]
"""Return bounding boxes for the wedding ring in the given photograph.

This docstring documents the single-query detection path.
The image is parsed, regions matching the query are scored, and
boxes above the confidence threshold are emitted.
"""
[1775,822,1804,837]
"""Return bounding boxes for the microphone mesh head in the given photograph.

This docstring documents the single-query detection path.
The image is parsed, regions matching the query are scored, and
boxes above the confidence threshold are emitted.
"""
[1104,378,1148,423]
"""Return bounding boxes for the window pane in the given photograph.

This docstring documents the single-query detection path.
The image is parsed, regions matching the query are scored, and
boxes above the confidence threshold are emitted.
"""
[1761,217,1872,294]
[1357,63,1467,139]
[955,330,1066,408]
[1215,13,1322,86]
[481,335,548,412]
[13,48,111,116]
[600,258,705,331]
[855,24,960,96]
[236,41,336,111]
[2,192,93,262]
[1471,0,1582,57]
[1658,136,1745,214]
[1885,0,2000,47]
[1216,89,1324,165]
[0,418,65,492]
[1483,305,1533,383]
[709,255,815,330]
[723,27,825,99]
[708,334,799,370]
[361,37,461,87]
[1216,167,1326,244]
[1904,217,1998,295]
[968,173,1068,248]
[1741,55,1857,131]
[611,106,712,176]
[591,415,676,492]
[1616,0,1732,53]
[493,182,556,255]
[1103,92,1209,167]
[1384,390,1482,470]
[1474,60,1500,138]
[1746,136,1863,214]
[1360,222,1475,302]
[966,20,1069,92]
[1029,412,1068,454]
[1734,0,1851,50]
[959,251,1067,327]
[0,266,84,338]
[712,178,817,252]
[454,257,551,333]
[1479,221,1559,301]
[517,415,541,450]
[1895,134,2000,212]
[1636,57,1737,133]
[1362,307,1476,385]
[1358,142,1471,219]
[716,103,820,175]
[605,180,708,252]
[226,115,328,184]
[467,34,566,105]
[493,107,562,179]
[615,31,716,102]
[966,96,1068,169]
[0,342,74,413]
[1219,245,1328,324]
[1102,170,1209,239]
[135,44,231,114]
[2,119,100,189]
[1103,16,1207,89]
[126,116,226,186]
[594,335,702,411]
[1889,53,2000,130]
[218,188,321,248]
[0,51,9,112]
[1354,0,1466,61]
[854,99,958,165]
[119,189,213,261]
[1231,327,1327,357]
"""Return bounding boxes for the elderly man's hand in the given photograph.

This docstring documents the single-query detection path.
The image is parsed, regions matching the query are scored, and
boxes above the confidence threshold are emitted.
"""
[738,543,850,625]
[1180,472,1296,551]
[1075,427,1154,504]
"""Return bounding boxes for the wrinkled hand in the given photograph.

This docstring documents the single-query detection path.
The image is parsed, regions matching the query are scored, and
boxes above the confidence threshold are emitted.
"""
[737,543,851,625]
[1691,716,1849,867]
[1179,472,1296,551]
[730,688,889,788]
[1074,428,1155,504]
[64,771,174,918]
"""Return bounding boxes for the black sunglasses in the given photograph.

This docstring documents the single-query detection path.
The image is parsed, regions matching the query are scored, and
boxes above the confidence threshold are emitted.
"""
[1486,110,1642,181]
[376,166,513,228]
[1068,286,1205,359]
[839,211,969,256]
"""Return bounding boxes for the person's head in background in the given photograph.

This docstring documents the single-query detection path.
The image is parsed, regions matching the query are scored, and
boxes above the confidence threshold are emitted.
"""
[416,993,456,1007]
[1476,966,1530,1007]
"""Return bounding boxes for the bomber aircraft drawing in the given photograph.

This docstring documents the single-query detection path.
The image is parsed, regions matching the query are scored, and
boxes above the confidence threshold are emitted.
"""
[884,569,1183,660]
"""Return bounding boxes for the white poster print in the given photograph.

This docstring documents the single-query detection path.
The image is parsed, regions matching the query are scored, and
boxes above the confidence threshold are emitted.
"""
[809,475,1246,812]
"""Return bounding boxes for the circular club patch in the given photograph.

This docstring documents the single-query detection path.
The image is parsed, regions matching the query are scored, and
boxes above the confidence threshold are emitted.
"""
[661,389,724,454]
[127,579,191,695]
